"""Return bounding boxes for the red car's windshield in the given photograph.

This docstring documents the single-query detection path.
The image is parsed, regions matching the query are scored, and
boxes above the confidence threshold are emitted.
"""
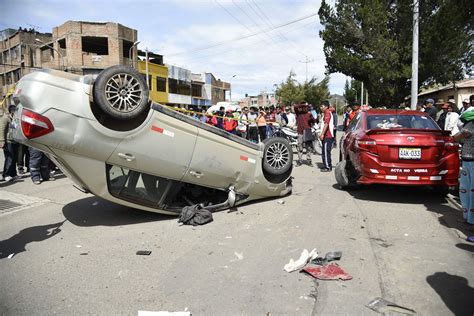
[366,114,439,130]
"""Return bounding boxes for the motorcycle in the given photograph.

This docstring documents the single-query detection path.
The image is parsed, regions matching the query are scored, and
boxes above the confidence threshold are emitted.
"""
[272,124,322,155]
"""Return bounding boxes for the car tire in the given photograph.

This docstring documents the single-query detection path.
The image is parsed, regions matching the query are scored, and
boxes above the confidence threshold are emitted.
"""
[263,137,293,175]
[93,65,149,120]
[335,159,357,189]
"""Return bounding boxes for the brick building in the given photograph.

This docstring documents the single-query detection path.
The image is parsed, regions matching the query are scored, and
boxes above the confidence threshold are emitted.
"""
[1,28,52,99]
[38,21,138,75]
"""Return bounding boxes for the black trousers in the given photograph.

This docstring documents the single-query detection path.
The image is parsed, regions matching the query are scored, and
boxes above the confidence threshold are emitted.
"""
[258,126,267,142]
[248,126,258,143]
[322,137,335,169]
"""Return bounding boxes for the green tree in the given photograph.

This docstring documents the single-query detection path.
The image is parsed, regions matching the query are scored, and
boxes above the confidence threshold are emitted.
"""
[275,70,305,106]
[318,0,473,106]
[275,71,330,108]
[302,75,330,108]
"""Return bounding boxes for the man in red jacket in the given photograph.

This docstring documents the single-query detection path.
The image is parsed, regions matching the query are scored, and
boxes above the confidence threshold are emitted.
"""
[223,110,238,134]
[295,101,316,166]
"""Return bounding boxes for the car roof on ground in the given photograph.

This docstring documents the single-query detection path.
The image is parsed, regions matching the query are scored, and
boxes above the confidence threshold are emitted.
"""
[364,109,427,116]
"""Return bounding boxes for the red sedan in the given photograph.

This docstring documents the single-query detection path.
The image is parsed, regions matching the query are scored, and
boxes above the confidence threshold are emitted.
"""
[336,109,459,193]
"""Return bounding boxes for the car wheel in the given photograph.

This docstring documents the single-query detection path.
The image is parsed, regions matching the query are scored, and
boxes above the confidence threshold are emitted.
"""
[263,137,293,175]
[335,159,358,189]
[93,65,149,120]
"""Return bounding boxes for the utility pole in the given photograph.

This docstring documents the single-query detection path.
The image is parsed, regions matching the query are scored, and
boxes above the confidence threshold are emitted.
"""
[410,0,419,110]
[145,48,149,88]
[299,55,314,82]
[361,82,364,105]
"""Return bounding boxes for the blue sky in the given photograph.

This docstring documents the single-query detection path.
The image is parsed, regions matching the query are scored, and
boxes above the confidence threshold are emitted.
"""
[1,0,347,99]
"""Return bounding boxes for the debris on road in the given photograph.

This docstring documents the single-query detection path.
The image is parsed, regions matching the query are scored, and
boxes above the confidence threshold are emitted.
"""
[277,199,285,205]
[92,201,99,206]
[467,236,474,243]
[178,205,213,226]
[284,248,318,272]
[311,251,342,265]
[75,245,82,248]
[366,297,416,314]
[7,253,14,259]
[234,252,244,260]
[136,250,152,256]
[302,263,352,281]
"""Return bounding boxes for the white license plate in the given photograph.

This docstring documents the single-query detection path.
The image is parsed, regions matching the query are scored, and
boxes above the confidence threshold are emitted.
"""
[399,148,421,160]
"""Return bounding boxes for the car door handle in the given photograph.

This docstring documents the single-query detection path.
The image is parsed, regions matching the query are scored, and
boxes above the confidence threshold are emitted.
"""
[117,153,136,162]
[189,171,203,178]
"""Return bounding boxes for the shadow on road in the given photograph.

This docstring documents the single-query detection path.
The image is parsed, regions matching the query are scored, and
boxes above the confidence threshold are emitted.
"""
[62,196,170,227]
[0,220,65,259]
[456,243,474,252]
[426,272,474,315]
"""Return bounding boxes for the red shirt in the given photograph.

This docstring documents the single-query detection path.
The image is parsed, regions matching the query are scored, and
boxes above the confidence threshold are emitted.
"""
[323,109,333,138]
[296,112,315,135]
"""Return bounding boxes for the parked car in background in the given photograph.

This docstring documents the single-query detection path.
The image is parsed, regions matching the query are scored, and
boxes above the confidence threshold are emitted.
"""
[336,109,459,194]
[10,66,293,214]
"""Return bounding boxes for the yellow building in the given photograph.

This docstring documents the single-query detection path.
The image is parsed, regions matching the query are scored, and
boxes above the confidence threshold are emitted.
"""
[137,58,168,104]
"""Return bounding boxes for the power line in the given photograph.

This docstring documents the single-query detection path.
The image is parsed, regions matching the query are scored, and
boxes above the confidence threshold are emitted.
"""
[169,18,317,63]
[165,12,318,57]
[250,0,306,57]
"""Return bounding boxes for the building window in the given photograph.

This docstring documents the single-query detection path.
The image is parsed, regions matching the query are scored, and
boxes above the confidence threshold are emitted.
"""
[156,77,166,92]
[58,38,66,49]
[122,40,133,58]
[177,80,191,96]
[169,78,178,94]
[13,69,21,82]
[192,84,202,97]
[82,36,109,55]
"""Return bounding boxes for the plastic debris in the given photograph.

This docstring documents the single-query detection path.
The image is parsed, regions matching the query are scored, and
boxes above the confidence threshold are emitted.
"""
[7,253,14,259]
[234,252,243,260]
[284,248,318,272]
[92,201,99,206]
[75,245,82,248]
[225,236,232,239]
[312,251,342,265]
[302,263,352,280]
[136,250,152,256]
[277,200,285,205]
[467,236,474,243]
[366,297,416,314]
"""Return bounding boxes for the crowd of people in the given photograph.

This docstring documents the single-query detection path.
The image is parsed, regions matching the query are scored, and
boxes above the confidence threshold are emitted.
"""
[1,104,57,185]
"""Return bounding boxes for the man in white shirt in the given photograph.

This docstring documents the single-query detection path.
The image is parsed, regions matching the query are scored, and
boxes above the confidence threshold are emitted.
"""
[286,106,296,129]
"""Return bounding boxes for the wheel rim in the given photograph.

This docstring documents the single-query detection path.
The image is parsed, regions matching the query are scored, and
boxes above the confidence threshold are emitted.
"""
[266,142,290,170]
[104,73,143,113]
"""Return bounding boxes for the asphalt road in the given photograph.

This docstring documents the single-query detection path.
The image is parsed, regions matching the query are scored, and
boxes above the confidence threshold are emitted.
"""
[1,153,473,315]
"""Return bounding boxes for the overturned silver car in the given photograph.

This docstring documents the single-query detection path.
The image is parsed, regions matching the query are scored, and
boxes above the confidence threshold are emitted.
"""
[11,66,293,214]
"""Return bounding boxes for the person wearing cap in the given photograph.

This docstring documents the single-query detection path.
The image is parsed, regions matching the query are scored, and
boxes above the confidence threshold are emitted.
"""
[0,104,19,182]
[348,101,361,123]
[424,98,437,121]
[460,98,472,115]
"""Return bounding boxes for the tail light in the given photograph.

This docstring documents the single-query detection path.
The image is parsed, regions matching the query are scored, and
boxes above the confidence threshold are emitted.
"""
[356,137,378,155]
[21,109,54,139]
[442,140,459,155]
